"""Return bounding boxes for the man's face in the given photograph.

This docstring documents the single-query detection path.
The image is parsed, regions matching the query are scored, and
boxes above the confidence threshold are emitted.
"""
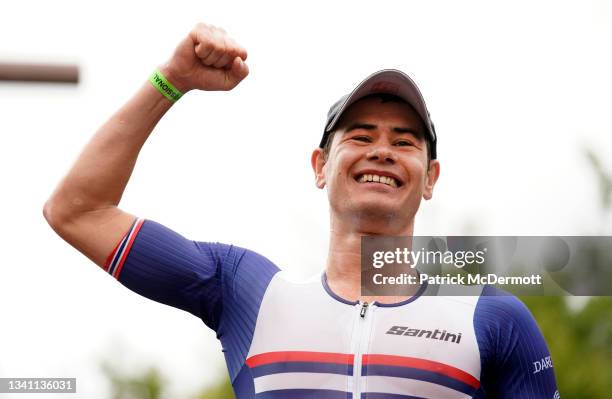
[311,97,440,232]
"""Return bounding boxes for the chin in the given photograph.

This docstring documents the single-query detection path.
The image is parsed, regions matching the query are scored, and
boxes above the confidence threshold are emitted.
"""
[344,195,419,230]
[348,204,405,231]
[352,196,401,214]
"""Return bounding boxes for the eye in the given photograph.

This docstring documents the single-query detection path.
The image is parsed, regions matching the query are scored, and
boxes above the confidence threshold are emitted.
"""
[352,135,372,142]
[394,140,414,147]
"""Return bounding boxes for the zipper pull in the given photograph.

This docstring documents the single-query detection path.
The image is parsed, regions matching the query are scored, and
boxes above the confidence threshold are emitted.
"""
[360,301,369,318]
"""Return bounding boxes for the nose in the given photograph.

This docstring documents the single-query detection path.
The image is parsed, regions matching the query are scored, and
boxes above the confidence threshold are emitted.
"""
[366,145,397,164]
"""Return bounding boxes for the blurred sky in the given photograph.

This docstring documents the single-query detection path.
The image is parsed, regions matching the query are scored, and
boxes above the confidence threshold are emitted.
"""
[1,0,611,398]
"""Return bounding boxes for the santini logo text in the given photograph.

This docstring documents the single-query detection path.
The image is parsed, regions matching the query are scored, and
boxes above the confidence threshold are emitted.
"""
[386,326,463,344]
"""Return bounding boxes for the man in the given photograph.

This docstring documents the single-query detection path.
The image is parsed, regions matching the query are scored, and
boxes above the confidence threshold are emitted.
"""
[44,23,559,398]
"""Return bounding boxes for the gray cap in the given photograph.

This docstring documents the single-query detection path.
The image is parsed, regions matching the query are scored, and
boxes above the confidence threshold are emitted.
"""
[320,69,437,159]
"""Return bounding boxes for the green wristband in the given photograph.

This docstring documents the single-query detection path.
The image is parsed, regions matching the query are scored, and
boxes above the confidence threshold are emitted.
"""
[149,69,183,103]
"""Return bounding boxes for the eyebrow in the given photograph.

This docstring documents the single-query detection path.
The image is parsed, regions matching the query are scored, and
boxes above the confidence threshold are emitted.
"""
[345,122,425,140]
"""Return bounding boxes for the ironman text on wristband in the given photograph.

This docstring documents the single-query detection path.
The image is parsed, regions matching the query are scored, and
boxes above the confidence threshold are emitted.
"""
[149,69,183,103]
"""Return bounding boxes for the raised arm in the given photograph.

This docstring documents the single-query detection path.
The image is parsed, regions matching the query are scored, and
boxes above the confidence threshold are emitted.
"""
[42,23,249,268]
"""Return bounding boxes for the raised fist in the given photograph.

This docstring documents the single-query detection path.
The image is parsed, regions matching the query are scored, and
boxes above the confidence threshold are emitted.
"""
[159,23,249,93]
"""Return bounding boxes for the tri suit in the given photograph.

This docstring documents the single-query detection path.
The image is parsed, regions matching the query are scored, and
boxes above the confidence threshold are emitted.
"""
[105,218,560,399]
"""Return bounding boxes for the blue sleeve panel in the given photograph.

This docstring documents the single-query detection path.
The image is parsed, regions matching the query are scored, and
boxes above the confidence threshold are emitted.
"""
[473,285,559,398]
[114,218,280,380]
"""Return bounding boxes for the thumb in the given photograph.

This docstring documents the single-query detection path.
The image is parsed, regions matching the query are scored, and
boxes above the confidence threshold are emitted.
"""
[227,56,249,87]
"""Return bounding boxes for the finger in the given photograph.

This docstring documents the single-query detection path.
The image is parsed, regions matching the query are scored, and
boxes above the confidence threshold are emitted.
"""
[196,57,248,91]
[236,45,248,61]
[194,40,214,60]
[213,36,234,68]
[216,37,244,68]
[202,47,223,66]
[226,36,248,61]
[212,32,246,69]
[191,23,213,58]
[201,27,228,66]
[192,24,222,65]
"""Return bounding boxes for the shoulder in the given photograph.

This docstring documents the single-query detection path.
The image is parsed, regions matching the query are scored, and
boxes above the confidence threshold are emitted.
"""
[474,285,536,330]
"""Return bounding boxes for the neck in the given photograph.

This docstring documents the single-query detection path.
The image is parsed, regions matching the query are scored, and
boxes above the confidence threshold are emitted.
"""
[324,214,419,303]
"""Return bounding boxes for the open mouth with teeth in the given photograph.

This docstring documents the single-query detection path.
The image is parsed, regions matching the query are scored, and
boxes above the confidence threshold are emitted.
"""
[356,174,401,188]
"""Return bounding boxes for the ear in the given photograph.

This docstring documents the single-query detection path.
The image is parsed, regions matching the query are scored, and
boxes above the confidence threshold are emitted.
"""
[311,148,327,189]
[423,160,440,200]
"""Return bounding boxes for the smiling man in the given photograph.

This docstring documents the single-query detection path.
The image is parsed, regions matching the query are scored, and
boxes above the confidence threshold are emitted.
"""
[43,22,559,398]
[312,87,440,305]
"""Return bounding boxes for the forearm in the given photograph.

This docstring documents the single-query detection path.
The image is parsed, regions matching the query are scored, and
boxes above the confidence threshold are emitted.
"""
[42,23,248,268]
[44,69,176,221]
[44,21,248,228]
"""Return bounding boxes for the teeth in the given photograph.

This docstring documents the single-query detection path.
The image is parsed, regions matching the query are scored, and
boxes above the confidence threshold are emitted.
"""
[358,174,399,187]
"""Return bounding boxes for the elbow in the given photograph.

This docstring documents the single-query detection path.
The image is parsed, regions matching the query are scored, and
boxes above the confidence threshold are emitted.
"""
[42,200,58,229]
[42,200,69,232]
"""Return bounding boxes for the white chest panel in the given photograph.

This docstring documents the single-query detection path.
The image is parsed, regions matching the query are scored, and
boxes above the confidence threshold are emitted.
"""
[246,272,483,399]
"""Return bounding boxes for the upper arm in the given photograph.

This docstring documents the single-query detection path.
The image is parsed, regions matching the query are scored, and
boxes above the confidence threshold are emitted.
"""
[93,217,280,331]
[44,205,222,321]
[107,218,226,327]
[474,286,559,398]
[46,207,281,331]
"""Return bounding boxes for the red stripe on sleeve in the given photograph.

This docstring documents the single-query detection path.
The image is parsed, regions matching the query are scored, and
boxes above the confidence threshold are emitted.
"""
[104,238,123,272]
[113,219,145,279]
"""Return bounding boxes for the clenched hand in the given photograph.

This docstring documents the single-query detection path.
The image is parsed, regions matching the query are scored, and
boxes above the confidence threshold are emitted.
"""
[160,23,249,93]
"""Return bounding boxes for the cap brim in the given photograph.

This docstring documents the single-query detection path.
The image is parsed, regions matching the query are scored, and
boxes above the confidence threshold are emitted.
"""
[325,69,436,145]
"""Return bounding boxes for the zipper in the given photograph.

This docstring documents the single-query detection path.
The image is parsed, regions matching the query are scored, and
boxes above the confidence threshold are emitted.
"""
[353,301,375,398]
[360,301,369,318]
